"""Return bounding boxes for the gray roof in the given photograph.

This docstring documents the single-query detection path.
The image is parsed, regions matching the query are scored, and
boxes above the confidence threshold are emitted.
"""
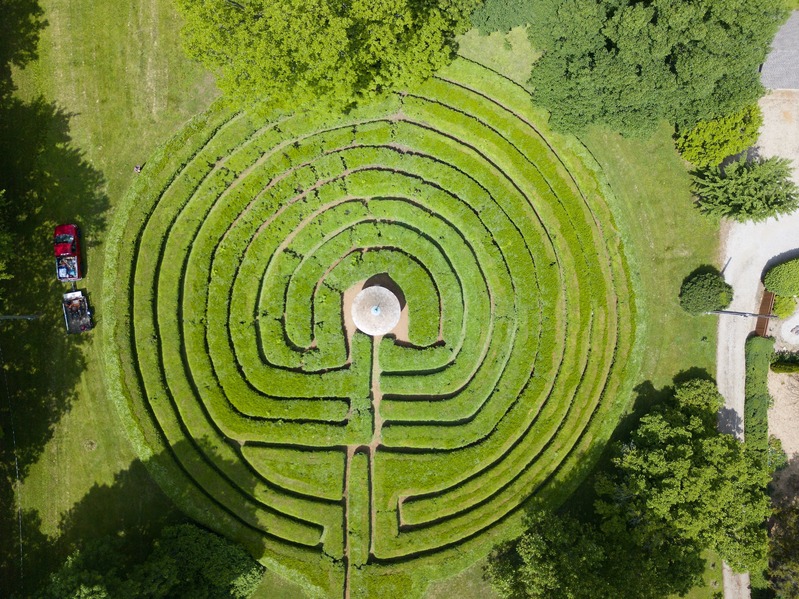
[762,11,799,90]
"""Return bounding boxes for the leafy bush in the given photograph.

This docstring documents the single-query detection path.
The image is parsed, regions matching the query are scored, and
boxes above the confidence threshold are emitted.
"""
[771,361,799,374]
[692,156,799,222]
[765,258,799,296]
[675,104,762,168]
[470,0,538,33]
[524,0,787,134]
[745,336,774,457]
[679,270,733,314]
[772,295,797,319]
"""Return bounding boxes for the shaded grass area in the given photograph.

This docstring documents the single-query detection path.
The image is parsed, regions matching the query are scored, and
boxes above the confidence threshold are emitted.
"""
[0,0,219,593]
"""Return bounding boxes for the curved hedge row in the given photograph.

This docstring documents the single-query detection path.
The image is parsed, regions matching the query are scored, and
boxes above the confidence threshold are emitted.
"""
[104,59,635,597]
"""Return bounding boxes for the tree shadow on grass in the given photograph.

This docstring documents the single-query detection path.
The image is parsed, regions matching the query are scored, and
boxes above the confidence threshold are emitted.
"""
[0,0,46,101]
[2,438,271,596]
[0,94,109,475]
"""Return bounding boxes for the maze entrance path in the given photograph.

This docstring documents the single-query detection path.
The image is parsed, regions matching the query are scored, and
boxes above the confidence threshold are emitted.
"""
[103,59,636,598]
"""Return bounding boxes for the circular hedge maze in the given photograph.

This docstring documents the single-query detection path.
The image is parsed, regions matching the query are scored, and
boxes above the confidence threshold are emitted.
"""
[105,60,635,597]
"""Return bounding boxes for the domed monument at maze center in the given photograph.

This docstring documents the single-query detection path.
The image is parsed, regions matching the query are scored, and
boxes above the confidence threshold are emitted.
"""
[351,285,402,337]
[104,59,634,597]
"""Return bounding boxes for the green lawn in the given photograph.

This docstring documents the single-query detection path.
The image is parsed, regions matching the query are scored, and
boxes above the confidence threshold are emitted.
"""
[0,0,216,592]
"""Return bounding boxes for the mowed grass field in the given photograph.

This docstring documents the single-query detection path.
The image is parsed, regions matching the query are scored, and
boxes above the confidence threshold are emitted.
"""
[0,0,218,592]
[0,10,717,599]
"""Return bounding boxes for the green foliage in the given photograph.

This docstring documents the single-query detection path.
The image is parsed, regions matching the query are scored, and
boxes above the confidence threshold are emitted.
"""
[0,189,12,297]
[485,507,702,599]
[765,258,799,296]
[744,337,774,458]
[470,0,537,34]
[772,361,799,374]
[38,524,264,599]
[596,378,772,573]
[679,269,733,314]
[770,500,799,598]
[523,0,787,135]
[774,295,797,319]
[675,104,763,168]
[692,157,799,222]
[175,0,480,110]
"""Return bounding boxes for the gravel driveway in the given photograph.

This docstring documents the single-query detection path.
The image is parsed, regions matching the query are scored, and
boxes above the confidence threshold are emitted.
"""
[718,90,799,599]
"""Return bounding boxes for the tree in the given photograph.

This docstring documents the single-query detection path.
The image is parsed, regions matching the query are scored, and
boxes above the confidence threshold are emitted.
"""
[595,379,772,573]
[692,156,799,222]
[770,499,799,598]
[523,0,786,134]
[676,104,763,168]
[679,269,733,314]
[485,506,704,599]
[175,0,479,111]
[38,524,264,598]
[765,258,799,297]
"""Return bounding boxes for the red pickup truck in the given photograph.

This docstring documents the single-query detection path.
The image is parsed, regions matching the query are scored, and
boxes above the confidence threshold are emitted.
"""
[54,224,82,282]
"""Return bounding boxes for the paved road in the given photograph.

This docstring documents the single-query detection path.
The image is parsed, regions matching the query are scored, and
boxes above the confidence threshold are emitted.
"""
[717,90,799,599]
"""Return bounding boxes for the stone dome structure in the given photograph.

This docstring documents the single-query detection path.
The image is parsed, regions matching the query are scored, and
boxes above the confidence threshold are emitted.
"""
[351,285,401,336]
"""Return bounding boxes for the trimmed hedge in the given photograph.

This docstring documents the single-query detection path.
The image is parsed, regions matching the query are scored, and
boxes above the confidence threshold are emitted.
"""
[765,258,799,296]
[744,336,773,457]
[679,269,733,314]
[104,59,636,596]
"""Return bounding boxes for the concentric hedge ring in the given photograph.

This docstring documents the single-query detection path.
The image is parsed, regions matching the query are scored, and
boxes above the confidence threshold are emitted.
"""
[105,59,635,596]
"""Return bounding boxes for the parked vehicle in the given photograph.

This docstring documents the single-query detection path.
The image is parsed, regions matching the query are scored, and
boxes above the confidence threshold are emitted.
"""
[62,290,93,334]
[54,223,82,282]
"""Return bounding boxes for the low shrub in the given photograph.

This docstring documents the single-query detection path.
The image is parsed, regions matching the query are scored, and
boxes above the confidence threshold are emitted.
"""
[772,295,797,319]
[679,269,733,314]
[771,361,799,374]
[765,258,799,296]
[675,104,762,168]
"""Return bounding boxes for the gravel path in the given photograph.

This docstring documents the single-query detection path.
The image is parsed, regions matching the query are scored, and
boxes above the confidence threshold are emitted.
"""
[718,90,799,599]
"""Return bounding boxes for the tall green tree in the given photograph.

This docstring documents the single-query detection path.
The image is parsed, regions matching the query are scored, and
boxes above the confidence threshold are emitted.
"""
[523,0,786,134]
[675,104,763,168]
[176,0,479,110]
[692,156,799,222]
[485,507,703,599]
[596,379,772,573]
[38,524,264,599]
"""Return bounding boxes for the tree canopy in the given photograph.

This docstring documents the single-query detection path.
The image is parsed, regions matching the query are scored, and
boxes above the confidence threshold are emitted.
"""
[692,156,799,222]
[176,0,480,110]
[523,0,786,134]
[595,379,772,573]
[485,507,703,599]
[675,104,762,168]
[487,378,772,599]
[679,268,733,314]
[38,524,264,598]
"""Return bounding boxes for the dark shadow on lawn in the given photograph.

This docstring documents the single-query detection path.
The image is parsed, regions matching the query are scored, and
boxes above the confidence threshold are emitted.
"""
[2,438,270,596]
[0,0,46,101]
